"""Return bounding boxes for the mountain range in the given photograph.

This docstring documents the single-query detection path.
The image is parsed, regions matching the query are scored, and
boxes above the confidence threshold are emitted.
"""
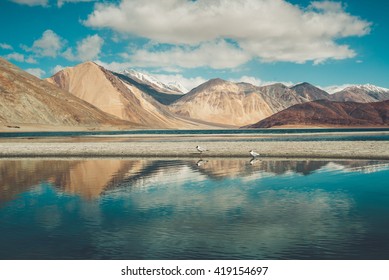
[170,79,308,126]
[46,62,207,129]
[1,57,389,130]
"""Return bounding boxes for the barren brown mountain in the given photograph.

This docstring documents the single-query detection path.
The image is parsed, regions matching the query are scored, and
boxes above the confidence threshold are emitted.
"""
[170,79,307,127]
[247,99,389,128]
[47,62,207,129]
[0,58,130,130]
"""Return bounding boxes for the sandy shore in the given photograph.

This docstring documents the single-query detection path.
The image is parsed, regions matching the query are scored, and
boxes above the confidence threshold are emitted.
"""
[1,140,389,160]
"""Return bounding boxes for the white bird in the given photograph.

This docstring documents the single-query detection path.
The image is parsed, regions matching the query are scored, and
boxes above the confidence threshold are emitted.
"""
[196,145,208,153]
[250,150,259,158]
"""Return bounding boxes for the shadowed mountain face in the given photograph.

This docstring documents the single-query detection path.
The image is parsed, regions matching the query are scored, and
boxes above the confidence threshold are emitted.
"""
[0,58,130,129]
[170,79,308,127]
[248,99,389,128]
[113,73,183,105]
[291,82,330,101]
[47,62,205,129]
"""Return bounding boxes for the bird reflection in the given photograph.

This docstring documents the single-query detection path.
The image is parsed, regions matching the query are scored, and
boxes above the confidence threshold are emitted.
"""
[196,159,208,167]
[249,158,260,165]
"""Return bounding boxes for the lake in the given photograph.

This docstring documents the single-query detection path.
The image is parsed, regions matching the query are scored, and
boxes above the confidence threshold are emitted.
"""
[1,128,389,142]
[1,158,389,259]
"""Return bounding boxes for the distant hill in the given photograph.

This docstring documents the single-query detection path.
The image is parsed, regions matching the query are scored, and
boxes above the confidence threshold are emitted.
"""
[247,99,389,128]
[0,57,129,130]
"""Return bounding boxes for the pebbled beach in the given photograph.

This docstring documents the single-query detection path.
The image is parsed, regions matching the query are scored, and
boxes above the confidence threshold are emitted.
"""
[1,140,389,160]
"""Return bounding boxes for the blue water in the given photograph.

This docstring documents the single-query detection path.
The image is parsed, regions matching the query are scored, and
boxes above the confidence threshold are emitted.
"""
[1,128,389,142]
[1,158,389,259]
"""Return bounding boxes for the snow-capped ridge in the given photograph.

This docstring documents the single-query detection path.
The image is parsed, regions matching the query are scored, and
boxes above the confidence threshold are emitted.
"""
[326,84,389,94]
[121,69,188,93]
[351,84,389,93]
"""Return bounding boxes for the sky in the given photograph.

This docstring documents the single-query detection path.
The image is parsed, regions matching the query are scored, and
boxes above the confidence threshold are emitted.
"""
[0,0,388,91]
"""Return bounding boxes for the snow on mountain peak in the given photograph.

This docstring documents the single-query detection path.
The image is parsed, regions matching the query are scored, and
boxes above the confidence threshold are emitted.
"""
[352,84,389,93]
[325,84,389,94]
[121,69,188,93]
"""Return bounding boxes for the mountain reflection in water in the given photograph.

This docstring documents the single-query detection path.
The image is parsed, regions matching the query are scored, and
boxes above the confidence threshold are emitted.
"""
[0,158,389,259]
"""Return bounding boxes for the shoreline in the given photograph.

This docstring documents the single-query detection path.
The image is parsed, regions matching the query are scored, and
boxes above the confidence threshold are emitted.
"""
[1,141,389,160]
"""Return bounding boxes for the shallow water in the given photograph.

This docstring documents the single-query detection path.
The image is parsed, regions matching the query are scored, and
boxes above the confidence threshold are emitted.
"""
[1,128,389,142]
[1,158,389,259]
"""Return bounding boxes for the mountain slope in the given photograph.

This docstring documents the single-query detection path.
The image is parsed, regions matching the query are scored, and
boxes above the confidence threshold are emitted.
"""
[0,57,129,130]
[247,99,389,128]
[170,79,307,127]
[291,82,330,101]
[330,85,389,103]
[115,72,183,105]
[47,62,203,129]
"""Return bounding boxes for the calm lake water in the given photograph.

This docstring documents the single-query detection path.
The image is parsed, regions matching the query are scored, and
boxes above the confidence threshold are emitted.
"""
[1,128,389,142]
[1,158,389,260]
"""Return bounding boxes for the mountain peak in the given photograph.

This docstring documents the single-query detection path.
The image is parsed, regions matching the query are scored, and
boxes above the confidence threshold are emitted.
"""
[291,82,315,88]
[290,82,330,101]
[188,78,236,94]
[345,84,389,93]
[261,83,289,89]
[121,69,187,93]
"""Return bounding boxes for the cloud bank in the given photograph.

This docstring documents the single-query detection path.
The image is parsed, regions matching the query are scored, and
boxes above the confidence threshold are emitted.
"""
[85,0,371,68]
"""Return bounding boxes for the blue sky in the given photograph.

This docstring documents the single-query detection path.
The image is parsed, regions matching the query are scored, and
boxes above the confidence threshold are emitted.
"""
[0,0,388,91]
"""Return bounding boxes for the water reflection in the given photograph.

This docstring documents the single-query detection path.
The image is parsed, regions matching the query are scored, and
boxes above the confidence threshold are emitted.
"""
[1,158,389,202]
[1,158,389,259]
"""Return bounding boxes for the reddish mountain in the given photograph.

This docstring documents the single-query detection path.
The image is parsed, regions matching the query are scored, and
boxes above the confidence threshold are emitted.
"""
[247,99,389,128]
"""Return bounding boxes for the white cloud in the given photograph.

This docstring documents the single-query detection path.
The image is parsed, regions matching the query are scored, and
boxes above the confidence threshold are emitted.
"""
[31,30,64,57]
[25,57,37,64]
[234,76,263,86]
[9,0,48,6]
[63,35,104,61]
[322,84,354,94]
[76,35,104,61]
[4,52,37,64]
[51,65,65,74]
[57,0,95,8]
[26,68,46,78]
[85,0,371,66]
[4,52,25,62]
[232,76,294,87]
[94,60,132,73]
[0,43,13,50]
[130,40,251,69]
